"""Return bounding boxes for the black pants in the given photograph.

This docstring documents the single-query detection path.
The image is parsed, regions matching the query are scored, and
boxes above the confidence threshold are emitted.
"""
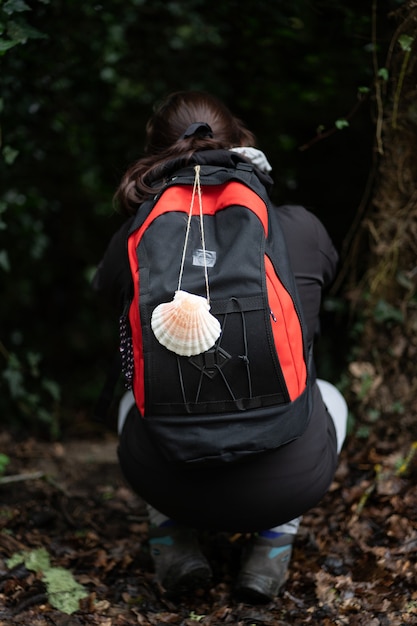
[118,383,338,532]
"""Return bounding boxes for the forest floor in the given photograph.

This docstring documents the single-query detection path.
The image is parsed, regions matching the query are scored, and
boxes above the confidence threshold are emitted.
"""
[1,410,417,626]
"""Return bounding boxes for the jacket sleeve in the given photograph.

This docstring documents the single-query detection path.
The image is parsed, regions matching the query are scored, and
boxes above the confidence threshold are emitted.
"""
[92,217,135,311]
[276,204,338,289]
[274,204,339,346]
[309,210,339,290]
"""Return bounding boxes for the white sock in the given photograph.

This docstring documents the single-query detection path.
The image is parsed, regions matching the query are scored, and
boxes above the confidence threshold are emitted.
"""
[147,504,172,527]
[263,516,302,537]
[316,379,348,454]
[261,382,347,541]
[117,390,136,435]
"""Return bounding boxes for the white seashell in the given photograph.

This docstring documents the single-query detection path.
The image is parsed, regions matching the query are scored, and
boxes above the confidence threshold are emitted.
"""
[151,290,221,356]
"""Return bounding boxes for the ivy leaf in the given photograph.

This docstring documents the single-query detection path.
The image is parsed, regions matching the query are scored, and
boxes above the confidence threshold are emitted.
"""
[0,39,19,54]
[3,145,19,165]
[378,67,389,81]
[2,365,24,397]
[2,0,31,16]
[7,19,46,44]
[335,119,349,130]
[0,250,10,271]
[43,567,88,615]
[398,34,414,52]
[7,547,51,572]
[42,378,61,401]
[373,299,404,324]
[0,453,10,475]
[7,548,88,615]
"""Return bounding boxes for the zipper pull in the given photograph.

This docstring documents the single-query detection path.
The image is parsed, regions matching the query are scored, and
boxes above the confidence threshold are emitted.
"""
[270,310,277,322]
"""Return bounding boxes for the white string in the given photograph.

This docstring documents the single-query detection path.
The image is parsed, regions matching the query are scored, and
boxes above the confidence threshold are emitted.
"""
[177,165,210,304]
[196,167,210,304]
[177,169,197,291]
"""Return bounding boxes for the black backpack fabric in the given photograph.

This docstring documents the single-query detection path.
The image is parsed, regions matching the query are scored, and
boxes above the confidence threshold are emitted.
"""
[120,153,313,467]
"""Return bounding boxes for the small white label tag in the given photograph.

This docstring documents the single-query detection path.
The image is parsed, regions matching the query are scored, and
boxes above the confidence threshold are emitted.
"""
[192,249,217,267]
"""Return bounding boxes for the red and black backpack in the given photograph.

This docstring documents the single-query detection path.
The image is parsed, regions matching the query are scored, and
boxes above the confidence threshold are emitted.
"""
[119,157,313,466]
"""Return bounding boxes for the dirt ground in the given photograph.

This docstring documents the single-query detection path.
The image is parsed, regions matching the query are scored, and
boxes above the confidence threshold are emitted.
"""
[1,415,417,626]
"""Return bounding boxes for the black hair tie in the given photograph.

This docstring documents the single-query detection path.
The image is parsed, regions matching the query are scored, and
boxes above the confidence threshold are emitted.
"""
[181,122,213,140]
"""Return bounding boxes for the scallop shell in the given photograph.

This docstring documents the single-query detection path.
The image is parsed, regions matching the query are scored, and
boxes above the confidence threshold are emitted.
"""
[151,290,221,356]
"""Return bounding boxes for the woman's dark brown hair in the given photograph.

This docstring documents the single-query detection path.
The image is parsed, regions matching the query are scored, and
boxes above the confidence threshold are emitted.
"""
[115,91,256,215]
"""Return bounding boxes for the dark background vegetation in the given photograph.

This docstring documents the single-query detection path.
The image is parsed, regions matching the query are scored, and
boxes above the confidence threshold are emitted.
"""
[0,0,414,439]
[2,2,417,624]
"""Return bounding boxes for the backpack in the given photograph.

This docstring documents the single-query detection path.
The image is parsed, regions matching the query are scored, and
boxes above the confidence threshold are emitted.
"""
[119,158,313,467]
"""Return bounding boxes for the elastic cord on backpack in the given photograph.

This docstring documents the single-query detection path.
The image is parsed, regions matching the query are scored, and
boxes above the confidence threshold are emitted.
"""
[220,298,253,399]
[177,297,254,408]
[237,307,252,398]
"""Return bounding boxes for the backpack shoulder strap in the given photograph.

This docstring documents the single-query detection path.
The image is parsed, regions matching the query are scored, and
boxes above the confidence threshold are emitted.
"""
[128,162,270,235]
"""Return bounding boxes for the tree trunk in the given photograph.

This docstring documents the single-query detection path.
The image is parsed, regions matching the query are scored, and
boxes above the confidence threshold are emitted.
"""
[348,1,417,419]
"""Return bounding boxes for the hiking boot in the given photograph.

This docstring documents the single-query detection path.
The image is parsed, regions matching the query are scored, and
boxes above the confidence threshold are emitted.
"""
[148,526,212,596]
[235,533,294,603]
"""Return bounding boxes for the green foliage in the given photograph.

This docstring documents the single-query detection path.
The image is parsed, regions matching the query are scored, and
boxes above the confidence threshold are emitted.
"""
[378,67,389,81]
[0,0,47,56]
[8,546,51,571]
[7,547,88,614]
[373,299,404,325]
[335,119,349,130]
[189,611,206,622]
[0,185,62,435]
[1,342,61,437]
[43,567,88,614]
[398,33,414,52]
[0,0,49,163]
[0,453,10,475]
[0,0,401,434]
